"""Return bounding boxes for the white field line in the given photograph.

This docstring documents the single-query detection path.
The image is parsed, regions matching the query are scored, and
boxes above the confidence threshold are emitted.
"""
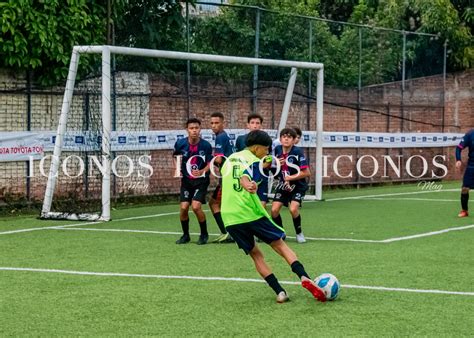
[379,224,474,243]
[0,221,100,236]
[57,227,379,243]
[61,227,381,243]
[63,228,207,236]
[0,189,459,236]
[325,189,458,202]
[59,224,474,244]
[1,267,473,297]
[361,198,458,202]
[0,211,180,236]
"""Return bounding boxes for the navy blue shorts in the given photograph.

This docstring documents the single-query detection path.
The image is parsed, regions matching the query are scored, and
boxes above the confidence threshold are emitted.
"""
[463,167,474,188]
[180,178,209,204]
[273,186,307,207]
[226,217,285,255]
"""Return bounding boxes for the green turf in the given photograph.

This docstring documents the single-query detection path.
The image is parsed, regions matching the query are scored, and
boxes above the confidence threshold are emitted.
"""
[1,182,473,336]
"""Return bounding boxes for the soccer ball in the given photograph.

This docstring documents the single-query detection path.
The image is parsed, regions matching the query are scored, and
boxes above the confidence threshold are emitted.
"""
[314,273,340,301]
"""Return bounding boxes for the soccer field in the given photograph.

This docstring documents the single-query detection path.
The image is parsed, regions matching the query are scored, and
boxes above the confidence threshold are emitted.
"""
[1,181,473,336]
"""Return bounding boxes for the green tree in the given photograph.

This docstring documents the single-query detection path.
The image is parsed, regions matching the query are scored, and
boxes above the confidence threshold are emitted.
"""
[350,0,473,74]
[190,0,342,84]
[113,0,194,73]
[0,0,106,85]
[414,0,473,70]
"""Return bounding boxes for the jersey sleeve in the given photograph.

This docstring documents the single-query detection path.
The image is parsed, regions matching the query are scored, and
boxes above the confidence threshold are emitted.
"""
[172,140,181,156]
[214,134,225,156]
[272,145,282,171]
[456,133,470,161]
[296,147,309,169]
[273,145,282,157]
[243,161,263,184]
[205,141,213,163]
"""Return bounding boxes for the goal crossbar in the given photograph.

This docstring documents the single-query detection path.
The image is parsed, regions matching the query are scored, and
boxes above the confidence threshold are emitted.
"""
[75,45,324,70]
[41,45,324,221]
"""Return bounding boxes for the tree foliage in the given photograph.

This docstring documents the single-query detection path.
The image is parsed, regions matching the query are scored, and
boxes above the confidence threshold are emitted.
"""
[0,0,106,85]
[188,0,472,86]
[0,0,471,86]
[113,0,192,73]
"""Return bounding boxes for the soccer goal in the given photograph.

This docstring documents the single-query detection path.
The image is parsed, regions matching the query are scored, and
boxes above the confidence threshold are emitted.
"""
[41,46,324,221]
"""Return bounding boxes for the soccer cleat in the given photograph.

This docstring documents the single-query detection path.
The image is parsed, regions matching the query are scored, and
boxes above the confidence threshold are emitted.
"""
[458,210,469,217]
[212,233,227,243]
[212,233,234,243]
[296,233,306,243]
[301,276,327,302]
[220,233,235,243]
[197,234,209,245]
[175,234,190,244]
[276,291,289,303]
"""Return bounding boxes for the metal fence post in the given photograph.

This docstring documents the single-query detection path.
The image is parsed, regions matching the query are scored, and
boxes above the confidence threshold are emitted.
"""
[26,70,32,201]
[307,19,313,184]
[357,27,362,133]
[401,32,406,133]
[355,27,363,186]
[307,19,313,131]
[186,0,191,119]
[442,39,447,132]
[252,8,260,114]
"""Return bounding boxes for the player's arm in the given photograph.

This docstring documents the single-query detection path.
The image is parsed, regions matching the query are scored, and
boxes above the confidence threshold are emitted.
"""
[284,167,310,181]
[240,175,257,193]
[456,134,469,169]
[172,142,182,177]
[240,162,262,193]
[214,134,224,166]
[214,156,223,166]
[284,149,310,181]
[191,143,212,177]
[196,163,210,175]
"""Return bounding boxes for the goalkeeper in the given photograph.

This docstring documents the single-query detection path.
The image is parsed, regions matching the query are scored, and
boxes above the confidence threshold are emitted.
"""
[220,130,326,303]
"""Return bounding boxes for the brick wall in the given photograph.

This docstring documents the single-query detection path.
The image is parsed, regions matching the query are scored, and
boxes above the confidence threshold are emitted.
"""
[0,69,472,201]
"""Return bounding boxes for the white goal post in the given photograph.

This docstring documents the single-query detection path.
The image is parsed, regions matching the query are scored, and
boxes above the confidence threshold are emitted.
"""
[41,45,324,221]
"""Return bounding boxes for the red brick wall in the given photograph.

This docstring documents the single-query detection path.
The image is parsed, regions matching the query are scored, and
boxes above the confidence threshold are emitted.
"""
[1,70,471,200]
[149,70,472,192]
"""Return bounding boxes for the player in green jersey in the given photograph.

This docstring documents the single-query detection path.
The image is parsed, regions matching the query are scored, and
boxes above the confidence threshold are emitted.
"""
[221,130,326,303]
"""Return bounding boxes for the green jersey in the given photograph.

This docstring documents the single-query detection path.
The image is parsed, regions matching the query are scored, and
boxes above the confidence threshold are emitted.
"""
[221,149,273,226]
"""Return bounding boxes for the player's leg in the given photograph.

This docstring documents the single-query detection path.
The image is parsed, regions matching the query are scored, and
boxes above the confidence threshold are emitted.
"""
[191,200,208,245]
[459,186,470,217]
[459,168,473,217]
[289,190,306,243]
[176,181,192,244]
[271,199,284,228]
[209,184,230,242]
[227,221,288,303]
[191,180,209,245]
[251,217,324,301]
[270,239,326,302]
[176,201,191,244]
[249,245,288,303]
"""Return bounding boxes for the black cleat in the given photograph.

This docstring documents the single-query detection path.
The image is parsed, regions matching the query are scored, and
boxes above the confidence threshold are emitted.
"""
[176,234,191,244]
[197,234,208,245]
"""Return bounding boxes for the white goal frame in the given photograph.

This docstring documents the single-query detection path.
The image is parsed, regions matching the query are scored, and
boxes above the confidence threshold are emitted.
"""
[41,46,324,221]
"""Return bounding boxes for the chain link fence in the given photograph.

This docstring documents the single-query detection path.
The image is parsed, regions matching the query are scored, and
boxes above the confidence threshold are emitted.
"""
[1,2,463,210]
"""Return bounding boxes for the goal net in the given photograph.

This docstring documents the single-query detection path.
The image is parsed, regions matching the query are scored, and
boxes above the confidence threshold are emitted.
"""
[40,46,325,221]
